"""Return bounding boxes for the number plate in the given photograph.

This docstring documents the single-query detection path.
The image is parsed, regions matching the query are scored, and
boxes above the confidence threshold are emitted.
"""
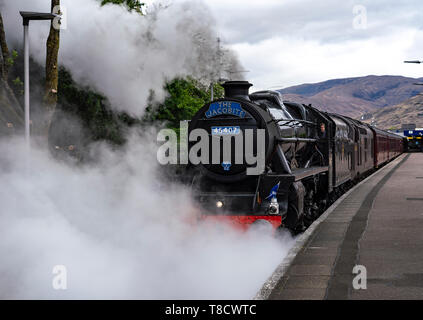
[211,126,240,135]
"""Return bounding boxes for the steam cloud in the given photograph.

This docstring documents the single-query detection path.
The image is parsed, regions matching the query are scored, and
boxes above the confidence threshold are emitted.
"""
[0,0,293,299]
[1,0,243,116]
[0,135,293,299]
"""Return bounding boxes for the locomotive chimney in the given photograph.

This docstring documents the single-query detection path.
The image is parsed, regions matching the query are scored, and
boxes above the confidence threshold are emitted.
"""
[222,81,253,101]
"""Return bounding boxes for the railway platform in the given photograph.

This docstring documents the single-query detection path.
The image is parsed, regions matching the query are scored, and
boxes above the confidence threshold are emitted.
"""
[262,152,423,300]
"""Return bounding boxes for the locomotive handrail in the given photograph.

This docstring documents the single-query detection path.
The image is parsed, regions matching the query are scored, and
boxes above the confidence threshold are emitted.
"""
[272,119,317,126]
[277,137,317,143]
[267,166,329,182]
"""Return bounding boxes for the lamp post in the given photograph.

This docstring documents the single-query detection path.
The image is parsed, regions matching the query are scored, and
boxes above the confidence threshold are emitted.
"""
[19,11,58,146]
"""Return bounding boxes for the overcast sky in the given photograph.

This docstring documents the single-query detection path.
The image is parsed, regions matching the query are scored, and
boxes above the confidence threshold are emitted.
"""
[5,0,423,92]
[199,0,423,90]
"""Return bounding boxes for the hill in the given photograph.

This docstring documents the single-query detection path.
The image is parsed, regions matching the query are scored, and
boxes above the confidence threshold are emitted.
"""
[362,94,423,129]
[279,75,423,118]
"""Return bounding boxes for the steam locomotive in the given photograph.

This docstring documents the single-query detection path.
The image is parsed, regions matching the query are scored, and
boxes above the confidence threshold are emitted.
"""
[186,81,404,233]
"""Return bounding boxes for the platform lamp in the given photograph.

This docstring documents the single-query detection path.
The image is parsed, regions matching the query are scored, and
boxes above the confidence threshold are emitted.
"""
[19,11,59,146]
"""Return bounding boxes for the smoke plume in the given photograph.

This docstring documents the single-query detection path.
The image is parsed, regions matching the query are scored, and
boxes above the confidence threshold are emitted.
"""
[1,0,243,116]
[0,135,293,299]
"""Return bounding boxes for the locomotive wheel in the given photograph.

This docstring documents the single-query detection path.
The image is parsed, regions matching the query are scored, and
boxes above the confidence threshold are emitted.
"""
[283,202,305,235]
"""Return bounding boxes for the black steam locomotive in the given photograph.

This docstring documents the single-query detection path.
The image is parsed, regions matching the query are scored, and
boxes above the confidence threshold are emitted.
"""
[186,81,403,233]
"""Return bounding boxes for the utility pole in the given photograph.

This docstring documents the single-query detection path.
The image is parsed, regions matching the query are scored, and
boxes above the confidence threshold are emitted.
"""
[209,37,250,101]
[210,81,214,101]
[210,37,222,101]
[217,37,221,81]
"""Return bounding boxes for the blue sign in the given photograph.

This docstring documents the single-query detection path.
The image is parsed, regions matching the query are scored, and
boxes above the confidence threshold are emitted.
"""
[205,101,246,118]
[222,162,232,171]
[211,126,241,135]
[404,130,423,137]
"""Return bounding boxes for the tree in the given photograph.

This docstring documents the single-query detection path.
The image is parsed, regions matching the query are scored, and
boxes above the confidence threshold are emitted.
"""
[0,13,10,81]
[0,12,24,135]
[37,0,61,138]
[143,77,223,132]
[55,67,128,146]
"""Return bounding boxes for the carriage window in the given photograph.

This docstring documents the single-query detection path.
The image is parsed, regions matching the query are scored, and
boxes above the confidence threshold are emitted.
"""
[365,142,367,162]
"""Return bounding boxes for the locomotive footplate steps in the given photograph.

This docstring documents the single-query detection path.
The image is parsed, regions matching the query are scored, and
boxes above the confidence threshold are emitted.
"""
[256,153,423,300]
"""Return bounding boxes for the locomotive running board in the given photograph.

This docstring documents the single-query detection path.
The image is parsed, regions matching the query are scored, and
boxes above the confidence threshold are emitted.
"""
[268,166,328,182]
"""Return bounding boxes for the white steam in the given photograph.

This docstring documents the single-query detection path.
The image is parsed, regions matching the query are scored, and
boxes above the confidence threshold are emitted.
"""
[0,0,293,299]
[0,135,294,299]
[1,0,243,116]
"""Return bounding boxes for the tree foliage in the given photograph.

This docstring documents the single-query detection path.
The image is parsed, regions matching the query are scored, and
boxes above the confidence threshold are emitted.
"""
[0,12,24,134]
[143,78,223,131]
[100,0,145,14]
[56,67,131,146]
